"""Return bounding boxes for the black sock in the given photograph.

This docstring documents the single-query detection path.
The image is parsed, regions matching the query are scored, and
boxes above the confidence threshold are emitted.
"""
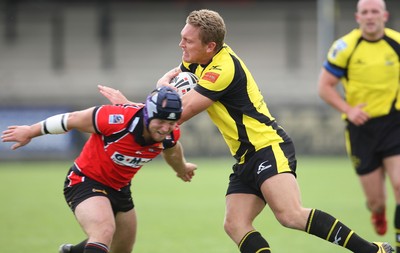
[70,239,88,253]
[306,209,377,253]
[84,242,109,253]
[238,230,270,253]
[395,205,400,253]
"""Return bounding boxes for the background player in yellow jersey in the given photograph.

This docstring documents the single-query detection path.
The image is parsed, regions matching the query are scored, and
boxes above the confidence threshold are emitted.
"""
[318,0,400,251]
[100,8,393,253]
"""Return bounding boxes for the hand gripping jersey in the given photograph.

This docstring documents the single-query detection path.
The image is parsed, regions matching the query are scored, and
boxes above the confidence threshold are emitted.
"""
[73,104,180,190]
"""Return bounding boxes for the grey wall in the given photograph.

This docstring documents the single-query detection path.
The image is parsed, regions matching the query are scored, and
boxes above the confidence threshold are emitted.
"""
[1,0,399,158]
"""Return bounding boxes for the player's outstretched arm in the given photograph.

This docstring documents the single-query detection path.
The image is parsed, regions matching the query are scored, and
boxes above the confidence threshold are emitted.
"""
[1,107,96,150]
[162,141,197,182]
[1,124,41,150]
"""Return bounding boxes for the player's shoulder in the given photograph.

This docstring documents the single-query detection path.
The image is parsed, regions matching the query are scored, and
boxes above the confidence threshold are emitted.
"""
[204,44,237,83]
[333,29,361,51]
[218,44,237,65]
[327,29,361,64]
[385,28,400,42]
[96,104,143,126]
[342,29,362,41]
[99,104,143,113]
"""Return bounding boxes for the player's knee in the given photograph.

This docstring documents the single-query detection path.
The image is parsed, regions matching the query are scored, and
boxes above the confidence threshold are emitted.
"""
[224,215,252,240]
[90,223,116,244]
[224,216,240,237]
[223,217,233,235]
[274,209,304,229]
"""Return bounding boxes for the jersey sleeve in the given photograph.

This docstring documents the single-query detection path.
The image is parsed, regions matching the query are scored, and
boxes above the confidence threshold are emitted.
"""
[94,105,132,136]
[326,39,350,67]
[323,60,346,79]
[324,38,351,79]
[324,29,362,78]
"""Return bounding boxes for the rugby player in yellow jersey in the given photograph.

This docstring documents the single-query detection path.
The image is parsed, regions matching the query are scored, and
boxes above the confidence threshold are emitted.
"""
[318,0,400,250]
[100,8,393,253]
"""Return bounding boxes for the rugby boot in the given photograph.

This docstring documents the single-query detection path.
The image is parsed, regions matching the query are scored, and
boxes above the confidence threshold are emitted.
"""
[59,243,73,253]
[372,242,394,253]
[371,210,387,235]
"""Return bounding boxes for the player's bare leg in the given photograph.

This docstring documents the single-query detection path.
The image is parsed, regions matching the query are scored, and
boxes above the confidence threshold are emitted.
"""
[110,209,137,253]
[228,173,394,253]
[359,168,387,235]
[74,196,114,253]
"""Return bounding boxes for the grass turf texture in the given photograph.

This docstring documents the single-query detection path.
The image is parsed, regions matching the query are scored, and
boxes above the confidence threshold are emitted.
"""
[0,156,395,253]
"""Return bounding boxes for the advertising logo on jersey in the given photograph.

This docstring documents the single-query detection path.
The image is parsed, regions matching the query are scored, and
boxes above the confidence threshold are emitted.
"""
[109,114,124,124]
[111,151,151,168]
[385,53,396,66]
[329,39,347,59]
[202,72,220,83]
[210,65,222,71]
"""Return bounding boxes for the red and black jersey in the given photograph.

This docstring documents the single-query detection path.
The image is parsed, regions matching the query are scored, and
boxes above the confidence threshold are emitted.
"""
[73,104,180,190]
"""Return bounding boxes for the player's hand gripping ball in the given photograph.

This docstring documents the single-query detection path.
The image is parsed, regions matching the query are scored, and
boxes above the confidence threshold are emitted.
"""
[170,72,198,96]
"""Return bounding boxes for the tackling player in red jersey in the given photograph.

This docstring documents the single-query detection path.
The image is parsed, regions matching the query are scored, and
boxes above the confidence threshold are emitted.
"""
[1,86,197,253]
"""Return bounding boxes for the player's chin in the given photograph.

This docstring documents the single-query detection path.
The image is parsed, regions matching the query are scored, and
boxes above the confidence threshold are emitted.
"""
[182,53,190,62]
[152,132,168,142]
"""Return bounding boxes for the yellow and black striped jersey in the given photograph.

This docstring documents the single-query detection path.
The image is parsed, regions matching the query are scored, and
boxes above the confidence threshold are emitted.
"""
[324,28,400,118]
[181,44,291,164]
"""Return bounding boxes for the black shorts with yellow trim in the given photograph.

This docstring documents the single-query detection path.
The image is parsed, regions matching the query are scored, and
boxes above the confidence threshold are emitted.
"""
[63,165,134,214]
[226,141,297,202]
[345,110,400,175]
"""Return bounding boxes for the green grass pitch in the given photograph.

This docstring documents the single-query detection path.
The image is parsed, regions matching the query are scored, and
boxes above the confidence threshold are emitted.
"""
[0,156,395,253]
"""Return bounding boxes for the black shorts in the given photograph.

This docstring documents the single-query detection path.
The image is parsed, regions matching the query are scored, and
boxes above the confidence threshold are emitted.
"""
[63,165,134,214]
[226,141,297,202]
[345,110,400,175]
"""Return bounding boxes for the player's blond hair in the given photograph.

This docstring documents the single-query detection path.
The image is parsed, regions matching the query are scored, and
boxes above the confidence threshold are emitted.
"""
[186,9,226,51]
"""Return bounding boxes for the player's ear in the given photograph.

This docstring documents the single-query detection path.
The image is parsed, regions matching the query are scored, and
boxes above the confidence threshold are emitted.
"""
[206,41,217,53]
[383,10,389,22]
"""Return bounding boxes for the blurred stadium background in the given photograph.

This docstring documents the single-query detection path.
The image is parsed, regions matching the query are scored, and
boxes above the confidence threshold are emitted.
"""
[1,0,399,160]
